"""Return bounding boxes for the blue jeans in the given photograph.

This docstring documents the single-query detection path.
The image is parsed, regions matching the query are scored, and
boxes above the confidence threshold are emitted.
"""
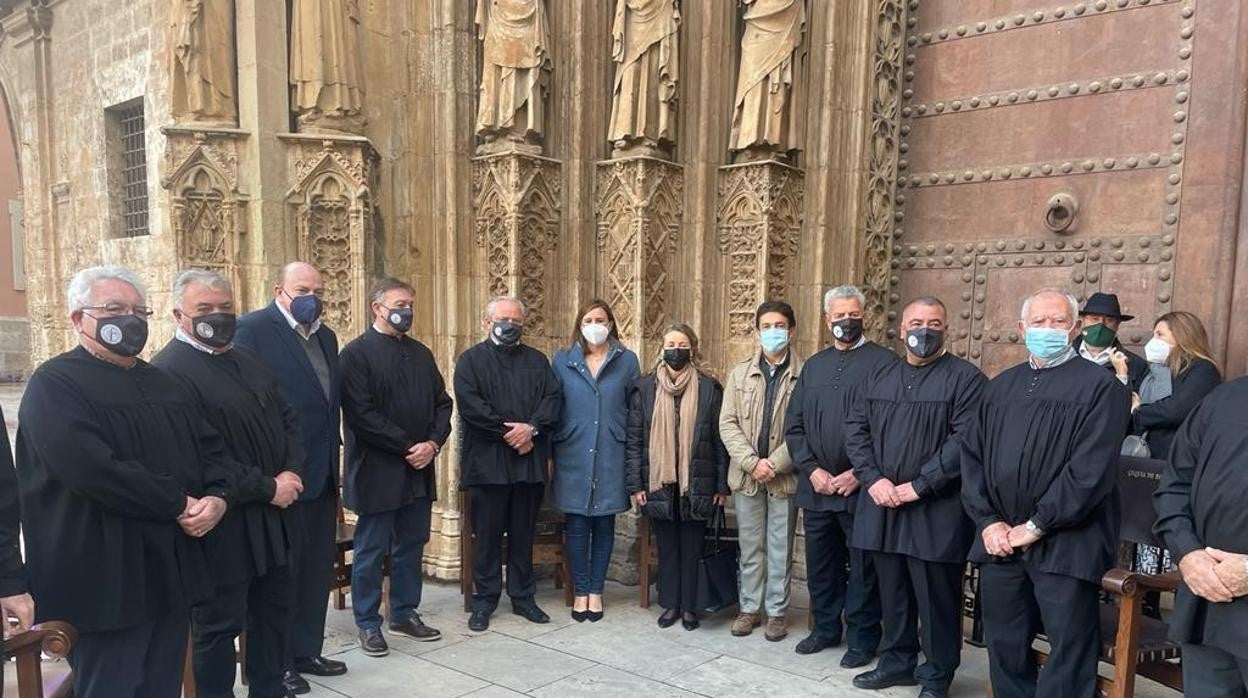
[564,513,615,596]
[352,498,432,630]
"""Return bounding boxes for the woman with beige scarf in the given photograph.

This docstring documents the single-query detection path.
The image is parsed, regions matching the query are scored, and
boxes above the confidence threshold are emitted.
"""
[625,324,729,631]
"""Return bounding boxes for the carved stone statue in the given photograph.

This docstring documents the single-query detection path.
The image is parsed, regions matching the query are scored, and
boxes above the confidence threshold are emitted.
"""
[474,0,551,154]
[608,0,680,158]
[290,0,366,134]
[171,0,237,125]
[730,0,806,162]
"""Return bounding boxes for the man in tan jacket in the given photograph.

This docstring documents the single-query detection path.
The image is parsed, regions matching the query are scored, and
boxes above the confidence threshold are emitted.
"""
[720,301,803,641]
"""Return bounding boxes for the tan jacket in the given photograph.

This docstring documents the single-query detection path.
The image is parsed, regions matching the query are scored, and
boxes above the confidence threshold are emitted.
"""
[719,349,804,497]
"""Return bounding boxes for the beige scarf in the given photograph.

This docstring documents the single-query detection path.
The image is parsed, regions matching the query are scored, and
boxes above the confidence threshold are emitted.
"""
[648,364,699,494]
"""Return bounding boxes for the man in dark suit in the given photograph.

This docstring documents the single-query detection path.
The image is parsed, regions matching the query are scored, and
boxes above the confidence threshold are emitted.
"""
[235,261,347,695]
[1073,291,1148,391]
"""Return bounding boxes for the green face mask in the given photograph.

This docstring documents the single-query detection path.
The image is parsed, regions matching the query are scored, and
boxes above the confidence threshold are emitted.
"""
[1082,322,1117,348]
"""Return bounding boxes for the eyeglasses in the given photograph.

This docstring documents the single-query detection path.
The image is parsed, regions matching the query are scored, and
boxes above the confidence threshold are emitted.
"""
[81,304,155,319]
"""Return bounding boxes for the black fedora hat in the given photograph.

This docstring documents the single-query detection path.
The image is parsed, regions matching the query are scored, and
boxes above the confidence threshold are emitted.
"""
[1079,292,1134,322]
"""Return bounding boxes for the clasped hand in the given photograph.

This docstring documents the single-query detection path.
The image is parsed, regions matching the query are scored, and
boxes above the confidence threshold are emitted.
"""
[406,441,438,470]
[811,468,860,497]
[1180,548,1248,603]
[867,478,920,508]
[270,471,304,508]
[503,422,535,455]
[179,495,227,538]
[981,521,1040,557]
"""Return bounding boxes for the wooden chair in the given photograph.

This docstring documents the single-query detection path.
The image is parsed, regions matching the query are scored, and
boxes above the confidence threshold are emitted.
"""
[331,494,391,619]
[1022,456,1184,697]
[459,489,573,612]
[2,621,75,698]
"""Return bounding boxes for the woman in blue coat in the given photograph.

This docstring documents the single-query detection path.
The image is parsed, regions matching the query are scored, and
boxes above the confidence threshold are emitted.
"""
[552,299,640,622]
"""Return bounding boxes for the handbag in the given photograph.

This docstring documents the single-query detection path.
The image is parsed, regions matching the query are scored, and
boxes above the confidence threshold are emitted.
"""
[694,506,740,613]
[1121,433,1151,458]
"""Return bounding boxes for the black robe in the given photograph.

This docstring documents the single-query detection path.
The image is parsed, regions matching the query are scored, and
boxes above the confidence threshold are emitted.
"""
[0,405,24,598]
[847,353,986,563]
[15,347,233,633]
[340,328,453,514]
[453,341,562,487]
[1132,358,1221,461]
[1154,377,1248,658]
[961,355,1130,584]
[1073,336,1149,392]
[785,341,898,512]
[151,339,303,586]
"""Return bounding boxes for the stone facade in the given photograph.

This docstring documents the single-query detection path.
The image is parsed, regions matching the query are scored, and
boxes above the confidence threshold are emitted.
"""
[0,0,891,588]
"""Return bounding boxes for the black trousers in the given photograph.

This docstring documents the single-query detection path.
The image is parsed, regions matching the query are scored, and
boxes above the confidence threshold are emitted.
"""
[193,564,292,698]
[69,613,188,698]
[873,551,964,689]
[980,558,1100,698]
[285,486,337,664]
[1182,643,1248,698]
[467,483,545,613]
[652,503,707,612]
[803,508,882,652]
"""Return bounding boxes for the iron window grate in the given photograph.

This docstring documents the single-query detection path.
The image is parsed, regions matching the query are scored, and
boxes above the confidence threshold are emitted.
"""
[117,103,148,237]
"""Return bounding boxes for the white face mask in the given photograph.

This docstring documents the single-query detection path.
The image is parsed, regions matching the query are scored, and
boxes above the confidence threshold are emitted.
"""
[1144,337,1172,364]
[581,323,610,346]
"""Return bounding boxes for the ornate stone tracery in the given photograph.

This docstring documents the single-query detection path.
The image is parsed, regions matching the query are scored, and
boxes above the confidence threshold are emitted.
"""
[162,129,247,287]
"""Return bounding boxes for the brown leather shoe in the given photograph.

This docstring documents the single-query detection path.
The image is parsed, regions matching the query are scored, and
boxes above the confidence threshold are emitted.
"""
[731,612,762,637]
[764,615,788,642]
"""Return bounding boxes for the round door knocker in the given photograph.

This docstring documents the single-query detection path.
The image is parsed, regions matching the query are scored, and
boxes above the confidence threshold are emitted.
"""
[1044,192,1079,233]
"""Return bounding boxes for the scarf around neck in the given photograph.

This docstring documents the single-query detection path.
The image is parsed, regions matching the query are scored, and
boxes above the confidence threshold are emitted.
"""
[649,364,698,495]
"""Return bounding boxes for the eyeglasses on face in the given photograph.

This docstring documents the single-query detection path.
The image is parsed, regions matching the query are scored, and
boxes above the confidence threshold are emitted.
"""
[81,303,155,319]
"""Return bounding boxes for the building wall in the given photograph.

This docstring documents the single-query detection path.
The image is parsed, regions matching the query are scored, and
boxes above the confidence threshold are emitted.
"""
[0,76,27,379]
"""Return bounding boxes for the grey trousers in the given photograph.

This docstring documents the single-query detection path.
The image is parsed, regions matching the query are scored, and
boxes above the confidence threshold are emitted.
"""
[733,489,796,617]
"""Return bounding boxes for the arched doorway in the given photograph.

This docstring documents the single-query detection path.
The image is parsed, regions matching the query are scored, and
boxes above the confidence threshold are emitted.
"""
[0,85,29,381]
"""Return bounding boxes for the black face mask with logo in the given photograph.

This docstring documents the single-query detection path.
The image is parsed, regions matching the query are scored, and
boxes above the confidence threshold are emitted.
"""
[905,327,944,359]
[92,313,149,357]
[829,317,864,345]
[491,320,522,347]
[384,306,413,334]
[191,312,237,349]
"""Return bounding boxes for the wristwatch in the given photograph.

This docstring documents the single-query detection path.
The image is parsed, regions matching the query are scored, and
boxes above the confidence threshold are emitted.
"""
[1024,520,1045,538]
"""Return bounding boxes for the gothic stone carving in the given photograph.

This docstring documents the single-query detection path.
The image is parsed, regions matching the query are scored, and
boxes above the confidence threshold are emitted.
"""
[861,0,906,343]
[475,0,551,155]
[290,0,366,134]
[284,136,378,338]
[716,161,803,338]
[161,128,247,287]
[170,0,237,126]
[595,156,682,356]
[608,0,680,158]
[472,151,562,340]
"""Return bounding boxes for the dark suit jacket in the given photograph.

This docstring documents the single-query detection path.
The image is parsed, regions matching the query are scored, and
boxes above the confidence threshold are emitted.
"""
[235,302,342,501]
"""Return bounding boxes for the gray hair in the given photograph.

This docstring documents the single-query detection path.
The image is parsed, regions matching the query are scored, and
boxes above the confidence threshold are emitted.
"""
[483,295,527,321]
[172,269,233,309]
[823,285,867,314]
[369,277,415,305]
[66,265,146,313]
[1020,287,1080,322]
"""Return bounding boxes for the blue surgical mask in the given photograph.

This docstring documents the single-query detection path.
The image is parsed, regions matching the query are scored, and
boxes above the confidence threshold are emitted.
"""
[759,328,790,356]
[1025,327,1072,359]
[286,292,323,326]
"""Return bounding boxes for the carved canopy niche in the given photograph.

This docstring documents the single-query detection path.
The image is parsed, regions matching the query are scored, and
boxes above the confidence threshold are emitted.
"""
[162,129,248,288]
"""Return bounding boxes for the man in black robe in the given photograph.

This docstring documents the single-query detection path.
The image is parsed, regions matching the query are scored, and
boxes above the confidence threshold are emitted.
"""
[236,261,346,693]
[1073,291,1148,391]
[153,269,304,698]
[962,288,1130,698]
[454,295,562,632]
[1,402,35,691]
[846,296,985,697]
[1155,377,1248,695]
[785,285,896,665]
[16,265,231,698]
[340,278,453,656]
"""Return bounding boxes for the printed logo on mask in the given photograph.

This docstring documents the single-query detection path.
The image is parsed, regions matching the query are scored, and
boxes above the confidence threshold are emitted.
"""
[100,324,124,345]
[196,322,216,339]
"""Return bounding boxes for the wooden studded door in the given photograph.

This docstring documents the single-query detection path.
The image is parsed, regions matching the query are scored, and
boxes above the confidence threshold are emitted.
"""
[882,0,1248,377]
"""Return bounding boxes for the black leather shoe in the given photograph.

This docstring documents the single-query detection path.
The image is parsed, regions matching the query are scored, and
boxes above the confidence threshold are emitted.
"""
[468,610,491,632]
[840,648,876,669]
[794,633,840,655]
[293,656,347,677]
[657,608,680,628]
[390,613,442,641]
[513,603,550,624]
[358,628,389,657]
[283,670,310,695]
[852,668,918,690]
[571,609,589,622]
[586,610,604,623]
[681,611,699,631]
[918,687,949,698]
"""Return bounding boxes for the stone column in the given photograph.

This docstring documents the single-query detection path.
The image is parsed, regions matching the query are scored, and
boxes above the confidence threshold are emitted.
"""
[716,159,804,360]
[280,134,379,341]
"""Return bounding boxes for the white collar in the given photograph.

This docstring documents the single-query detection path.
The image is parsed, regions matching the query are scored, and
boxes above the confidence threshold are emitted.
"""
[1079,342,1112,364]
[276,299,321,339]
[175,326,226,355]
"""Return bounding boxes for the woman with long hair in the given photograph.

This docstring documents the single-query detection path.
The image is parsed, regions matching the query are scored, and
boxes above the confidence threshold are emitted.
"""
[625,323,729,631]
[551,300,640,622]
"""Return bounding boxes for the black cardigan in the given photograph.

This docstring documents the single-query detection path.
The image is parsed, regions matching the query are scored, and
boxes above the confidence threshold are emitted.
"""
[1134,358,1221,460]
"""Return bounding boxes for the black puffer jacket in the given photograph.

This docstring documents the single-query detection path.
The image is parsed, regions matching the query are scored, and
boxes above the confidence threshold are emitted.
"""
[625,372,729,521]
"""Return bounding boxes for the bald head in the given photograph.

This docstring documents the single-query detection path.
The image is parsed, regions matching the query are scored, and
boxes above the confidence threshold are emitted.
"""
[273,261,324,313]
